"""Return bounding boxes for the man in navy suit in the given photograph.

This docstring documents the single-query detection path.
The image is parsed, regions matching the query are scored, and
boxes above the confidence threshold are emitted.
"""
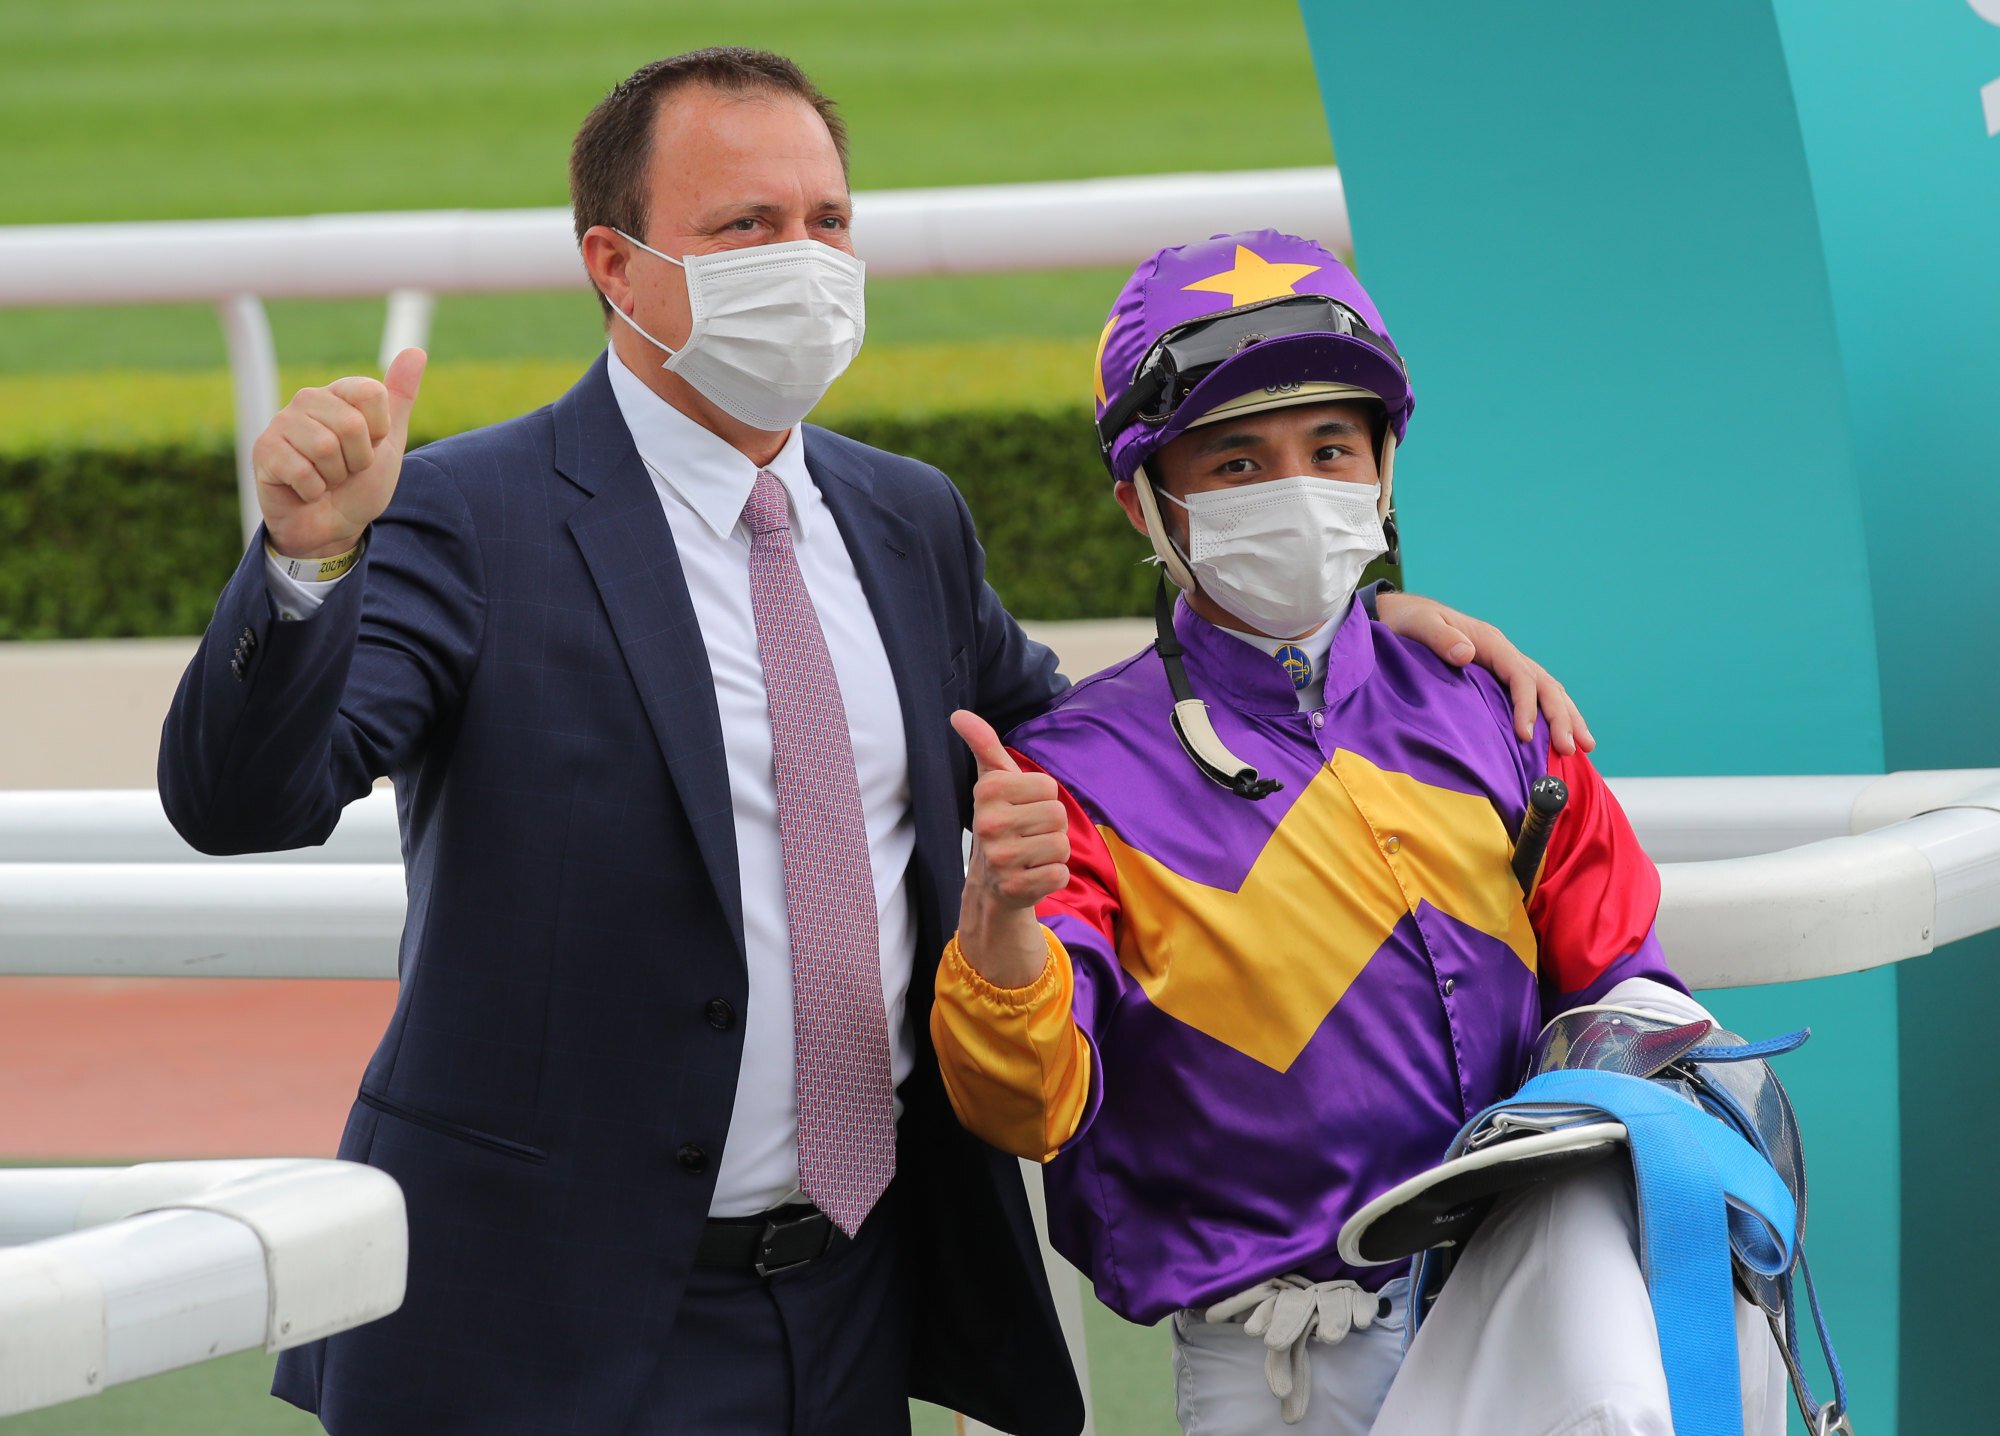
[160,47,1588,1436]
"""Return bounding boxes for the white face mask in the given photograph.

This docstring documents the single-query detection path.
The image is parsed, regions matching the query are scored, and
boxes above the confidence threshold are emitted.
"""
[1166,475,1386,637]
[609,231,867,431]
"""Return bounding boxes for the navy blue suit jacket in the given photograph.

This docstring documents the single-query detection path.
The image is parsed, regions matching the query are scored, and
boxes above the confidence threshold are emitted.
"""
[159,355,1084,1435]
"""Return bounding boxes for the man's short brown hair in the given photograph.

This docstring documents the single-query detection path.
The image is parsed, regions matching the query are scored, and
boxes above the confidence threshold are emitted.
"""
[569,48,850,315]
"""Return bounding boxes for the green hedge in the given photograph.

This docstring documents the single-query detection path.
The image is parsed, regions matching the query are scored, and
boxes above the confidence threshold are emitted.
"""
[0,445,252,641]
[0,411,1165,641]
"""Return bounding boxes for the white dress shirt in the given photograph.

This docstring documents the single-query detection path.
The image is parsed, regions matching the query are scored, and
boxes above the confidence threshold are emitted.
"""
[266,347,919,1216]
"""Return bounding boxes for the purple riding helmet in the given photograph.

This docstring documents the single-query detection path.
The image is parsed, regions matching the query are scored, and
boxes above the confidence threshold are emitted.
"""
[1092,227,1414,489]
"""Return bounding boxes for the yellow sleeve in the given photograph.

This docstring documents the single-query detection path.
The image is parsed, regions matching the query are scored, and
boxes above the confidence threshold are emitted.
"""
[930,924,1094,1163]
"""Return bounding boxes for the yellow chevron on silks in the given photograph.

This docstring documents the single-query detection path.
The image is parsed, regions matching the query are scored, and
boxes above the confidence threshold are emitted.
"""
[1101,749,1536,1072]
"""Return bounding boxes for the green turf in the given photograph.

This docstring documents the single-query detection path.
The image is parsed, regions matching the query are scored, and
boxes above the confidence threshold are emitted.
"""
[0,0,1332,378]
[0,1353,321,1436]
[0,1287,1171,1435]
[0,339,1100,456]
[1,0,1330,221]
[0,1325,1173,1434]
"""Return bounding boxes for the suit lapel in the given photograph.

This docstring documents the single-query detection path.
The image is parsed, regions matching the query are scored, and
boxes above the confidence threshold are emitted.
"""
[556,357,745,955]
[805,432,956,898]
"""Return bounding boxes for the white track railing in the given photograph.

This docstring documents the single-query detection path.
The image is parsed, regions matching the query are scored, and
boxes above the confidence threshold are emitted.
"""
[0,168,1350,543]
[0,787,403,865]
[3,774,1995,1429]
[0,1160,405,1417]
[9,770,1997,868]
[1656,786,2000,988]
[1606,769,2000,862]
[4,774,1997,990]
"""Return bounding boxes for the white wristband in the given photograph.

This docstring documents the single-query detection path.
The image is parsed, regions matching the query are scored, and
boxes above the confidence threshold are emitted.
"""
[266,541,362,583]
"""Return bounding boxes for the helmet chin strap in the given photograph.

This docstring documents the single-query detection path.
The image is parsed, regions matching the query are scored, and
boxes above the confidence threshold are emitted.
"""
[1377,430,1396,519]
[1377,431,1400,568]
[1131,463,1198,594]
[1134,464,1282,801]
[1151,574,1283,800]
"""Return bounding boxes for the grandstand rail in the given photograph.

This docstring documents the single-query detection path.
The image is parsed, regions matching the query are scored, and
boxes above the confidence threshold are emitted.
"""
[0,168,1351,543]
[10,769,1999,867]
[3,774,1998,990]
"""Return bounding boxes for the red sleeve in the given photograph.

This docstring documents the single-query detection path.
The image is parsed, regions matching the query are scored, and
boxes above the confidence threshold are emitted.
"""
[1525,749,1662,994]
[1010,750,1121,950]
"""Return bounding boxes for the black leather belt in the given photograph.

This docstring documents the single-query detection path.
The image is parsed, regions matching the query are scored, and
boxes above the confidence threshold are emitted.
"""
[696,1203,846,1277]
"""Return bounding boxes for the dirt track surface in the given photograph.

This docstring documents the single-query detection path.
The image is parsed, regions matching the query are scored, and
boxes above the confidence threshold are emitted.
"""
[0,978,396,1159]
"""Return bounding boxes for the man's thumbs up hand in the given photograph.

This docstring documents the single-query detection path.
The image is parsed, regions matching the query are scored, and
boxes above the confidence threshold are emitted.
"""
[952,710,1071,914]
[255,347,428,560]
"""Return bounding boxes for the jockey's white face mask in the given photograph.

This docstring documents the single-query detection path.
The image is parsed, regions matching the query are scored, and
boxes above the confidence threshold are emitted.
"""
[1164,475,1386,637]
[609,231,867,432]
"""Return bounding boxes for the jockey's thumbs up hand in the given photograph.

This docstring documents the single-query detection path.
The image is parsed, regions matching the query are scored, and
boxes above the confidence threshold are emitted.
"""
[953,710,1071,909]
[951,710,1071,990]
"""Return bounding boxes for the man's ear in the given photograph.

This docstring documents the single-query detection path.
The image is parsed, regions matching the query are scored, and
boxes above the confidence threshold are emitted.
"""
[580,225,634,316]
[1112,480,1149,537]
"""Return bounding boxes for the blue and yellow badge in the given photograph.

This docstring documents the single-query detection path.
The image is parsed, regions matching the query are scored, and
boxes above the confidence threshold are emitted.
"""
[1274,645,1314,690]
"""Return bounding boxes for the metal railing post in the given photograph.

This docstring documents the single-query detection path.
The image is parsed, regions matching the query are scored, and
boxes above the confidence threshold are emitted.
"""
[379,289,436,371]
[214,294,279,547]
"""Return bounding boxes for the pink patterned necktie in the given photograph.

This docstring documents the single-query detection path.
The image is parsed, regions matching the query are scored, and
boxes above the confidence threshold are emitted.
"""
[741,470,896,1236]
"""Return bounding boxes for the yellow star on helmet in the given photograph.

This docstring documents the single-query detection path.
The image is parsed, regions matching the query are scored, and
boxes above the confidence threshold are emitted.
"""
[1182,245,1322,306]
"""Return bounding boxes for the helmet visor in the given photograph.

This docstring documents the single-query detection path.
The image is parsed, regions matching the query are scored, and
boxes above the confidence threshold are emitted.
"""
[1097,294,1403,453]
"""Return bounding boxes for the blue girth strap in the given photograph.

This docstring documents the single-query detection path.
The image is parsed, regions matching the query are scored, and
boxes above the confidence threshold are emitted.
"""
[1465,1069,1798,1436]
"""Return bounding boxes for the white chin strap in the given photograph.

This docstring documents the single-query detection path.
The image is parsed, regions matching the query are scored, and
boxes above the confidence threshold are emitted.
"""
[1378,429,1397,520]
[1132,463,1199,594]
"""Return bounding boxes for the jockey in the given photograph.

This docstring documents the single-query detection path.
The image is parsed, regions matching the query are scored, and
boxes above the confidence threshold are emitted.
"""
[929,230,1791,1434]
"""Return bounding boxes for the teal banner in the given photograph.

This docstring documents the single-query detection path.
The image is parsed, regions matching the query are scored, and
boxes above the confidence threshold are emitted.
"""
[1297,1,2000,1429]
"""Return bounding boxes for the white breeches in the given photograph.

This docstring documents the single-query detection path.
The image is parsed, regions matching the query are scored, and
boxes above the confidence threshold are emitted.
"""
[1170,1164,1790,1436]
[1172,1277,1411,1435]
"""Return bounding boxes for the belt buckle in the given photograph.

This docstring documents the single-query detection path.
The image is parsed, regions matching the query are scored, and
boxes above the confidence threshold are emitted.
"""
[753,1209,833,1278]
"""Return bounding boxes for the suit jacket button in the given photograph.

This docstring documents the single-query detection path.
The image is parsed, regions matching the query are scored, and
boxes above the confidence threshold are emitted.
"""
[704,999,736,1032]
[677,1143,708,1174]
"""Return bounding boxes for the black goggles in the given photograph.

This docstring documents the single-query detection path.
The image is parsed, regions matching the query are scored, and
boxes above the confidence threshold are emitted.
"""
[1095,294,1403,455]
